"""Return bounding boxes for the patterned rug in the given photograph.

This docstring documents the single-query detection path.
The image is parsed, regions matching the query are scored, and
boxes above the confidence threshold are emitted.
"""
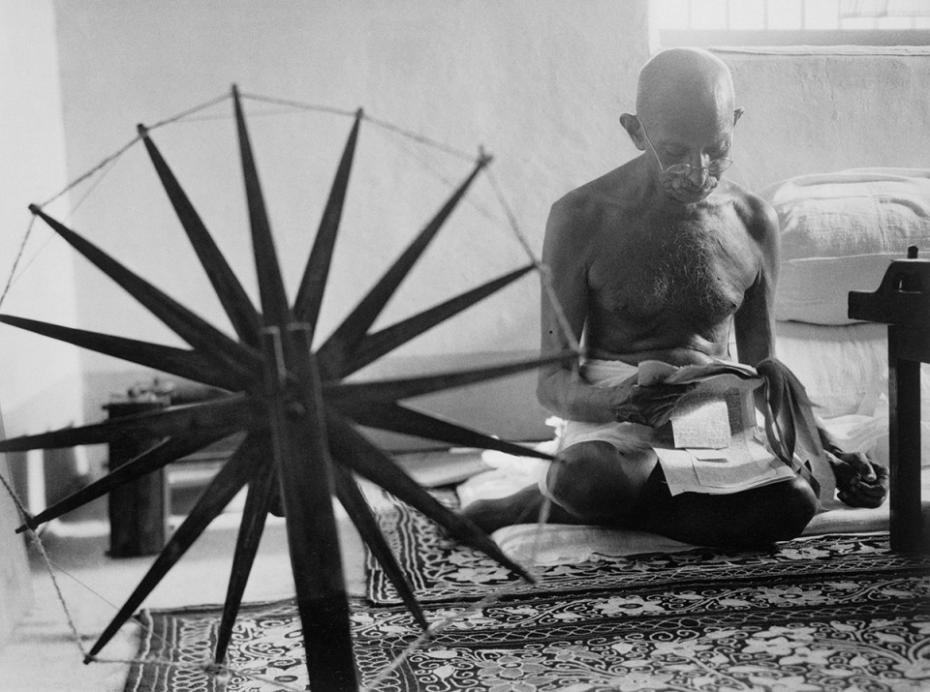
[366,490,925,604]
[126,491,930,691]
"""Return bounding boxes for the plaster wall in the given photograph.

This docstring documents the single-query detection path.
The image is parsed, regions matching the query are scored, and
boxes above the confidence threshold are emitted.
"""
[0,0,69,650]
[718,49,930,190]
[50,0,650,444]
[0,1,83,438]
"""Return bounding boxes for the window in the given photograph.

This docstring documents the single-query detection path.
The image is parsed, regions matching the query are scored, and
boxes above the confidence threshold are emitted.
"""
[655,0,930,46]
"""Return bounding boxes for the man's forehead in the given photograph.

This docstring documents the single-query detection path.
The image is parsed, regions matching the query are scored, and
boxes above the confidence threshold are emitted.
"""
[636,48,735,120]
[645,104,734,147]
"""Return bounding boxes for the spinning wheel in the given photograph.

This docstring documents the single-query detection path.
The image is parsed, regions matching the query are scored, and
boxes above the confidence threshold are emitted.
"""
[0,86,576,690]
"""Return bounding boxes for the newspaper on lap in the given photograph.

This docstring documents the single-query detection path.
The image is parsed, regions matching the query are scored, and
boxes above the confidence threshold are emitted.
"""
[639,360,801,496]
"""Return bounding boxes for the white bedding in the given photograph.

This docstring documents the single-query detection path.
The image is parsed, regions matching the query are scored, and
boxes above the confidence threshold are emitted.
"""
[775,320,930,468]
[762,168,930,325]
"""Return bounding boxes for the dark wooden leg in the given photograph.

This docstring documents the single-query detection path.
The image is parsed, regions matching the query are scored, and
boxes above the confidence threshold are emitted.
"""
[887,326,924,552]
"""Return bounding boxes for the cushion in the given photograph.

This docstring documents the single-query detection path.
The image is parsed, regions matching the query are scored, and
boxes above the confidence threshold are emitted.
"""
[761,168,930,325]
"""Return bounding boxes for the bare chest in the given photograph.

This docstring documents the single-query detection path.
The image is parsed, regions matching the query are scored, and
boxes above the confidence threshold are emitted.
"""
[588,209,758,329]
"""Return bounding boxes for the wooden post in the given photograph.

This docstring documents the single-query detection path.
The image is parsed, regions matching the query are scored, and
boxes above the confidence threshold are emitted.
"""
[261,325,357,691]
[887,326,926,553]
[848,249,930,553]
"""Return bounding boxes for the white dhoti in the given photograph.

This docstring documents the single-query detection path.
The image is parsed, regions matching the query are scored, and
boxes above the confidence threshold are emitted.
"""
[554,359,799,498]
[559,360,656,452]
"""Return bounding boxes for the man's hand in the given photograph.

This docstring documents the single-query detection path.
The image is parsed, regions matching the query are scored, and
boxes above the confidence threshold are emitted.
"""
[612,375,694,427]
[828,448,889,508]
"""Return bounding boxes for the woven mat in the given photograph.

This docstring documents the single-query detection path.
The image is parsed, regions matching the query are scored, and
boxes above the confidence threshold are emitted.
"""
[128,529,930,691]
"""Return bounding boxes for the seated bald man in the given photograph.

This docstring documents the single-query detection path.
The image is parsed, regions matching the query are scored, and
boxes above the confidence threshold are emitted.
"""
[464,48,887,548]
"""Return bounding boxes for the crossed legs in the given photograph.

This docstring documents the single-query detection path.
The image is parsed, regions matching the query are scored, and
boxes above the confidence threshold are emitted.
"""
[463,439,819,549]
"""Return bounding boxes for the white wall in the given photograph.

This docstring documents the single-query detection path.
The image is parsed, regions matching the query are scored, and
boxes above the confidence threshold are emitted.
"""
[0,1,86,509]
[719,49,930,190]
[0,1,83,438]
[49,0,650,445]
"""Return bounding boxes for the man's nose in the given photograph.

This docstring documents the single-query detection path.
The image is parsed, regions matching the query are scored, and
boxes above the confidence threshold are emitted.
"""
[687,154,710,185]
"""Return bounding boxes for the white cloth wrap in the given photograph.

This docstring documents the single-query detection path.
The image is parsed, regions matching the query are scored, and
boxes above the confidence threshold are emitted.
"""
[553,359,849,508]
[558,359,656,453]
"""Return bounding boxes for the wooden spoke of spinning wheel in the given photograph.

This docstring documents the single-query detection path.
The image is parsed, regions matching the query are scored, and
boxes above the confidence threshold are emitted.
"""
[0,315,243,391]
[325,409,534,583]
[17,427,239,532]
[138,123,262,347]
[332,463,429,629]
[0,395,256,454]
[315,152,491,376]
[347,400,555,462]
[293,108,363,341]
[213,433,277,665]
[86,436,260,661]
[337,262,535,378]
[27,205,262,383]
[325,350,576,406]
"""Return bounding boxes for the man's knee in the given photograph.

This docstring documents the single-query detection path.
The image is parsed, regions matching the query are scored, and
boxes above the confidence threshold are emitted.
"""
[736,476,819,546]
[767,475,819,541]
[545,441,654,522]
[545,441,616,517]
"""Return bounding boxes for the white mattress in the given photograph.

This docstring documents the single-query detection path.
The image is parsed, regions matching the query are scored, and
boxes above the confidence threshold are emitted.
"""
[775,320,930,468]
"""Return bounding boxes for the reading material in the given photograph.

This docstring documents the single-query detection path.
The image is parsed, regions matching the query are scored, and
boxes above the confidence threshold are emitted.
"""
[638,360,796,495]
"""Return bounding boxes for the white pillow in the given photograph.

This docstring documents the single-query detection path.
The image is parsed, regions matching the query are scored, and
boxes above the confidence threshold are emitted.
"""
[762,168,930,325]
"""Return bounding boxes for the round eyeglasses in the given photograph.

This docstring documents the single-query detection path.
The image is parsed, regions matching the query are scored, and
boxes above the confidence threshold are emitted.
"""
[638,121,733,178]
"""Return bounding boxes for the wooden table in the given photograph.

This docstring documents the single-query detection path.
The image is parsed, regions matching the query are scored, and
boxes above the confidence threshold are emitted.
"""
[104,398,170,556]
[849,246,929,553]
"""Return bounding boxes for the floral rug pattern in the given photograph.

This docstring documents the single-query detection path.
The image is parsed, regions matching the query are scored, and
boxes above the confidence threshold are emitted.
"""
[129,566,929,691]
[127,492,930,691]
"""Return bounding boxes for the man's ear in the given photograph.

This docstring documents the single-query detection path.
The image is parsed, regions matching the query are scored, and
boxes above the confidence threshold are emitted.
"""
[620,113,646,151]
[734,107,744,125]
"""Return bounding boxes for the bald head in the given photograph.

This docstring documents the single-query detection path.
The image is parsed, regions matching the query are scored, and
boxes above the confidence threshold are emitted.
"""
[636,48,735,127]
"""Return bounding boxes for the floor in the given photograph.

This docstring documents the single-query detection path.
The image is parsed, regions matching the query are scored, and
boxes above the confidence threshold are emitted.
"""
[0,487,369,692]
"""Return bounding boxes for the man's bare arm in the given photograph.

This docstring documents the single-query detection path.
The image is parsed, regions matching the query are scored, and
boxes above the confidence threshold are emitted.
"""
[536,201,632,423]
[733,196,779,367]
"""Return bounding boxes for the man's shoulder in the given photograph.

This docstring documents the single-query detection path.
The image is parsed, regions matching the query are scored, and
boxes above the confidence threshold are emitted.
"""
[551,165,637,220]
[720,181,778,238]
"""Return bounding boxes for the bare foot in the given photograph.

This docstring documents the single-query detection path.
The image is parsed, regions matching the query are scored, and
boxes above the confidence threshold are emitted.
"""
[461,484,581,534]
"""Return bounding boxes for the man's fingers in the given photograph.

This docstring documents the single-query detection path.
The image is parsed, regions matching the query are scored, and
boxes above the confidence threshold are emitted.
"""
[832,450,878,482]
[849,481,886,498]
[838,459,889,508]
[838,488,884,508]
